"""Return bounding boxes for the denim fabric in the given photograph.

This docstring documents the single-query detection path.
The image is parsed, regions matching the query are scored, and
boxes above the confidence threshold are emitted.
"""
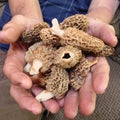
[0,3,11,51]
[0,3,11,29]
[0,0,91,51]
[39,0,91,25]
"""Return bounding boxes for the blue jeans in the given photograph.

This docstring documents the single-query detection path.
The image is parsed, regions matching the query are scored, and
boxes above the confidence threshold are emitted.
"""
[0,3,11,51]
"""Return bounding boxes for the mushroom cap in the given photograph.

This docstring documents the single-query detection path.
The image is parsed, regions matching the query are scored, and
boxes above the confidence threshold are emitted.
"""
[95,45,115,56]
[61,27,105,53]
[21,22,50,44]
[40,28,61,46]
[45,65,69,99]
[60,14,89,31]
[25,42,54,73]
[54,45,82,68]
[69,57,97,90]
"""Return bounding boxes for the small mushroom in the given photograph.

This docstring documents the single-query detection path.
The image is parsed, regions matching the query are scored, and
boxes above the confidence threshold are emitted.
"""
[60,14,89,31]
[95,44,115,56]
[21,22,50,44]
[54,45,82,68]
[24,42,54,74]
[69,57,98,90]
[45,66,69,99]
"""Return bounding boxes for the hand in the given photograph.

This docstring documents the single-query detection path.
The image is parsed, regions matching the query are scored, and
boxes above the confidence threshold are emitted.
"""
[0,15,60,114]
[0,15,117,119]
[59,17,117,119]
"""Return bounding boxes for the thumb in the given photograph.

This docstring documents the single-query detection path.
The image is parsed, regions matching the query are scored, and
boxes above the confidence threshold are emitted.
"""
[87,18,118,47]
[0,15,26,44]
[98,24,117,47]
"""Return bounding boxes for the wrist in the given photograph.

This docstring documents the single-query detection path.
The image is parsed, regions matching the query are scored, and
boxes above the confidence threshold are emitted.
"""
[8,0,43,22]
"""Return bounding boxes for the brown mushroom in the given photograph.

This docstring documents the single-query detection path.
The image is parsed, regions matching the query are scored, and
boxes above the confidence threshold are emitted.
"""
[61,27,105,53]
[45,65,69,99]
[95,44,114,56]
[54,45,82,68]
[60,14,89,31]
[40,28,61,46]
[21,22,50,44]
[24,42,54,74]
[69,57,98,90]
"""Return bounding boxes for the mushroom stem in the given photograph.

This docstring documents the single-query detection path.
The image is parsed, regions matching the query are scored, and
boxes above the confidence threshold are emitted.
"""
[30,59,43,75]
[24,63,31,73]
[51,18,64,37]
[35,90,54,102]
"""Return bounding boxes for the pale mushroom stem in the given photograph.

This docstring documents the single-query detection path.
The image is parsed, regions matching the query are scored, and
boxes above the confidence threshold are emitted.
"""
[30,59,43,75]
[24,63,31,73]
[51,18,64,37]
[35,90,54,102]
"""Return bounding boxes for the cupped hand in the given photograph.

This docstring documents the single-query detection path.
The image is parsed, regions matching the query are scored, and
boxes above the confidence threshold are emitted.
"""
[60,17,117,119]
[0,15,118,119]
[0,15,60,114]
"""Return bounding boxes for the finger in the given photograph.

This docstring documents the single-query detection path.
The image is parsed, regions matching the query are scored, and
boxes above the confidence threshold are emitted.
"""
[98,24,117,46]
[64,89,79,119]
[3,46,32,89]
[31,85,60,114]
[0,15,26,43]
[43,99,60,114]
[87,18,117,46]
[79,73,96,116]
[91,57,110,94]
[10,84,43,115]
[57,98,65,107]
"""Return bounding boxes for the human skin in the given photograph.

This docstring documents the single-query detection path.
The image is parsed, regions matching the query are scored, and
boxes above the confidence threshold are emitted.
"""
[0,0,119,119]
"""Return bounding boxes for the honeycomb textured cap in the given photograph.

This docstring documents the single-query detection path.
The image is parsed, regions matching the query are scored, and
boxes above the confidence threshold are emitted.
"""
[61,27,105,53]
[40,28,61,46]
[54,45,82,68]
[96,45,115,56]
[25,42,54,73]
[21,22,50,44]
[69,57,95,90]
[60,14,89,31]
[45,65,69,99]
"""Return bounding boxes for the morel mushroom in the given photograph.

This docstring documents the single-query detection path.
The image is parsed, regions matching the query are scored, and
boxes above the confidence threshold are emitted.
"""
[31,65,69,101]
[24,42,54,75]
[60,14,89,31]
[69,57,98,90]
[45,65,69,99]
[21,22,50,44]
[54,45,82,68]
[40,28,61,46]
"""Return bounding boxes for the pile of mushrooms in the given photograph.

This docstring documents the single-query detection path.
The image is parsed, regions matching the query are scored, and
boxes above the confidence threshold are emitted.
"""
[21,14,114,101]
